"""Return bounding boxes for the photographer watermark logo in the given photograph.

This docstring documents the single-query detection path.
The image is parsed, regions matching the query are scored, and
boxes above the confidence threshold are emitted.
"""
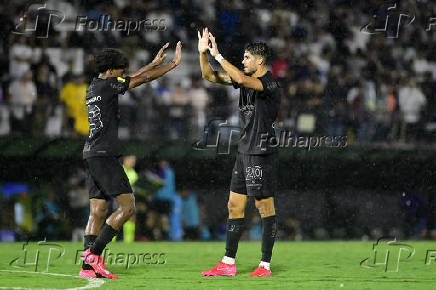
[13,2,65,38]
[360,237,415,272]
[192,119,240,154]
[361,1,436,38]
[9,240,65,272]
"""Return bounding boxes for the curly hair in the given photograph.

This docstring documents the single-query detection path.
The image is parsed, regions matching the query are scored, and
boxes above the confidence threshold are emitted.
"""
[94,48,129,73]
[244,42,271,64]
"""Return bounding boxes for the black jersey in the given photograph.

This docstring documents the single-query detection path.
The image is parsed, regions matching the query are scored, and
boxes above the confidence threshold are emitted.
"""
[232,71,281,155]
[83,76,130,159]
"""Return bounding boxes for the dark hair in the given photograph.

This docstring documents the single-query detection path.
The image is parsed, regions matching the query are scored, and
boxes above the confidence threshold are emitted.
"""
[94,48,128,73]
[245,42,271,64]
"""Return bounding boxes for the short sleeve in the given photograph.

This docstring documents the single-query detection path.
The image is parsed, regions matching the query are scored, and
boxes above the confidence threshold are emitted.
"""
[109,76,130,95]
[258,74,279,94]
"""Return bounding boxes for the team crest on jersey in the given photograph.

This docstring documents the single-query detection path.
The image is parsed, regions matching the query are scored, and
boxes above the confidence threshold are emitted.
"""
[117,77,126,82]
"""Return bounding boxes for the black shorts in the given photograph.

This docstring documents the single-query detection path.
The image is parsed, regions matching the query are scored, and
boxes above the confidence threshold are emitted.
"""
[85,156,133,200]
[230,152,278,198]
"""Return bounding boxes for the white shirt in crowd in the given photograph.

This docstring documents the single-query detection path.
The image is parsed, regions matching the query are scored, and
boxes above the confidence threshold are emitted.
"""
[9,79,37,119]
[399,87,427,124]
[10,44,33,79]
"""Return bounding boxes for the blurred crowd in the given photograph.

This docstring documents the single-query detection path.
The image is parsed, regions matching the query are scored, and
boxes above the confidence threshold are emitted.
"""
[0,0,436,144]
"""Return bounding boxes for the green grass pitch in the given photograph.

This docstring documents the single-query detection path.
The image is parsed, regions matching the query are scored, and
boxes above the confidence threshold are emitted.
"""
[1,241,436,289]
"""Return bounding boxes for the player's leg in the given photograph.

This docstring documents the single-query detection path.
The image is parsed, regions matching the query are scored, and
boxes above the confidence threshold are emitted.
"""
[247,153,278,277]
[85,198,108,239]
[81,198,108,277]
[224,191,248,261]
[202,191,247,276]
[80,160,109,278]
[82,157,133,279]
[251,196,277,276]
[202,153,248,276]
[90,193,135,254]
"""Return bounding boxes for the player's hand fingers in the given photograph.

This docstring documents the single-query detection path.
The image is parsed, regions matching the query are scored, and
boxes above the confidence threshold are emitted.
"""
[175,41,181,54]
[198,30,201,40]
[159,43,169,54]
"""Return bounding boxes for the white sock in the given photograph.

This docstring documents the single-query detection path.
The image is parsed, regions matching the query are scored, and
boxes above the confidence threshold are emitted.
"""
[222,256,235,265]
[259,261,270,270]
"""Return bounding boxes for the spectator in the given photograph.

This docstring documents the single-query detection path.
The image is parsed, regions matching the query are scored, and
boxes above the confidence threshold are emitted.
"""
[401,192,429,238]
[8,71,36,135]
[9,36,33,80]
[188,77,209,137]
[179,189,200,240]
[399,78,427,143]
[60,74,89,136]
[36,189,61,240]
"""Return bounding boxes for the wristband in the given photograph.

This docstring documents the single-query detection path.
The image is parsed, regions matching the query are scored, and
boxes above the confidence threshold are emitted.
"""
[215,54,224,62]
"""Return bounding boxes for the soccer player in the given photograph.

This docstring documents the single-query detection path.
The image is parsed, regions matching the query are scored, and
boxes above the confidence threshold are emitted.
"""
[198,28,281,277]
[80,41,182,279]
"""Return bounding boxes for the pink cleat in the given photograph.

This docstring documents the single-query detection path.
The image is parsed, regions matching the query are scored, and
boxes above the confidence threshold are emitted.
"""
[79,269,97,278]
[81,249,118,279]
[249,265,272,277]
[202,261,237,276]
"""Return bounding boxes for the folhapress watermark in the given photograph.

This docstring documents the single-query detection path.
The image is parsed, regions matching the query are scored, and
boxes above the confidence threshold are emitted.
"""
[193,119,347,154]
[75,248,166,269]
[258,132,347,151]
[75,15,166,35]
[9,240,166,272]
[13,2,166,39]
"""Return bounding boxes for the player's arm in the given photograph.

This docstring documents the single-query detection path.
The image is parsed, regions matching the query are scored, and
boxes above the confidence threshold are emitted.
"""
[198,28,232,85]
[128,41,182,89]
[208,32,264,91]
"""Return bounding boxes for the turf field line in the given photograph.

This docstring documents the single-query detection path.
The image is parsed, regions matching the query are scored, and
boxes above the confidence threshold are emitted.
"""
[0,270,105,289]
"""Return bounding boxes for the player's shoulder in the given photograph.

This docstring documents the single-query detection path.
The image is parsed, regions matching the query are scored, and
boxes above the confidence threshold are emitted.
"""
[104,76,128,84]
[261,71,281,90]
[103,76,130,91]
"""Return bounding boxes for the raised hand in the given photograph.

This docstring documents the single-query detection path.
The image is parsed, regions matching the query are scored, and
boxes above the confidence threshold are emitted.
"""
[151,42,169,67]
[173,41,182,66]
[198,27,209,54]
[208,31,219,57]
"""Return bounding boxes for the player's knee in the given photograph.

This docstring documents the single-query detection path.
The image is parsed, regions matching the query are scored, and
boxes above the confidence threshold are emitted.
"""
[255,200,274,217]
[227,200,244,215]
[121,203,135,219]
[90,205,107,220]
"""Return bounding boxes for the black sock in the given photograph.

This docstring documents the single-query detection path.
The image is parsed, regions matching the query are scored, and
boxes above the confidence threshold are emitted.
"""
[224,218,245,258]
[90,224,118,255]
[261,216,278,263]
[82,235,97,270]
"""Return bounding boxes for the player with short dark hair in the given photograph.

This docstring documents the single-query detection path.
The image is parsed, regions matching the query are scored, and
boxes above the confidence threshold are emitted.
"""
[198,28,281,277]
[80,41,182,279]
